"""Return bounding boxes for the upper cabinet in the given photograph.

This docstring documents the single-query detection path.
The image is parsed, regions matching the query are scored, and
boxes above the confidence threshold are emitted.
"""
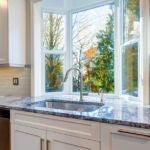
[0,0,29,67]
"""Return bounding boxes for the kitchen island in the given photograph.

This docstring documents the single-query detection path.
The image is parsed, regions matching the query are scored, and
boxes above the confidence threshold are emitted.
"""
[1,95,150,150]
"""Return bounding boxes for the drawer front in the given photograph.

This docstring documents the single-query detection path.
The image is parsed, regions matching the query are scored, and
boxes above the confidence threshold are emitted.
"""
[47,130,100,150]
[101,123,150,150]
[11,110,100,141]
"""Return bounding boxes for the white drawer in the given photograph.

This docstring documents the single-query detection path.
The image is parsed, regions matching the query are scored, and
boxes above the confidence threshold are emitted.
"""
[11,110,100,141]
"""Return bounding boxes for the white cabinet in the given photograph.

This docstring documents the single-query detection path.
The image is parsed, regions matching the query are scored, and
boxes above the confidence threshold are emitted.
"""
[101,124,150,150]
[11,110,100,150]
[11,110,150,150]
[0,0,28,67]
[11,124,46,150]
[47,131,99,150]
[11,124,99,150]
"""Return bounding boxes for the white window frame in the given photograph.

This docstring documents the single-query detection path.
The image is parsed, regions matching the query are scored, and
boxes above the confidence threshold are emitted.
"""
[117,0,150,104]
[118,0,141,102]
[140,0,150,105]
[41,9,67,95]
[30,0,150,104]
[41,0,146,100]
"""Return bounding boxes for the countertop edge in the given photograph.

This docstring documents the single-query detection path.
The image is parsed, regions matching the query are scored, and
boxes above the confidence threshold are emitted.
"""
[6,106,150,130]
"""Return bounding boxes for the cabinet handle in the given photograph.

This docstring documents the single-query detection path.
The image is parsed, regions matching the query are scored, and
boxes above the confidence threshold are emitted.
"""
[40,139,43,150]
[118,129,150,138]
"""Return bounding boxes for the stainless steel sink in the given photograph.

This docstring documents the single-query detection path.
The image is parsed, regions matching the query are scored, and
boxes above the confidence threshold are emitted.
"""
[28,100,101,112]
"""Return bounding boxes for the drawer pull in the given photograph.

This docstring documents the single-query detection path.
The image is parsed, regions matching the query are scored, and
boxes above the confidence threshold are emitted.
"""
[118,129,150,138]
[47,140,50,150]
[40,139,43,150]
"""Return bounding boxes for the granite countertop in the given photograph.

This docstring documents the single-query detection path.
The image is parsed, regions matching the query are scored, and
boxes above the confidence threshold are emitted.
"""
[0,95,150,129]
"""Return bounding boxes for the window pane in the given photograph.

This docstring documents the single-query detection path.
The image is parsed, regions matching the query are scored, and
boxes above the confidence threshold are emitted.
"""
[45,54,64,92]
[72,4,115,93]
[122,43,138,97]
[42,12,65,50]
[123,0,140,42]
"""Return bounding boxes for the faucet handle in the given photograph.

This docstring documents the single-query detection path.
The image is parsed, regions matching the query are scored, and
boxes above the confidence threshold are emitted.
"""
[101,96,104,104]
[99,88,104,104]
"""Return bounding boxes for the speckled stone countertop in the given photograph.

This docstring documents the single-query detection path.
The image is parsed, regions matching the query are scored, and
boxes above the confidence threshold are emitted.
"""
[0,95,150,129]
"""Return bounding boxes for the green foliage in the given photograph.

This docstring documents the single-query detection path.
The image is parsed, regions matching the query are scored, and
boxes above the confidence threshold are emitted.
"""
[124,0,140,41]
[43,13,63,50]
[122,44,138,96]
[85,10,114,93]
[45,55,63,91]
[122,0,139,96]
[43,13,64,92]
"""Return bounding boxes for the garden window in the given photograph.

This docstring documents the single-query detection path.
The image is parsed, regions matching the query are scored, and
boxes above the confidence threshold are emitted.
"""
[40,0,145,101]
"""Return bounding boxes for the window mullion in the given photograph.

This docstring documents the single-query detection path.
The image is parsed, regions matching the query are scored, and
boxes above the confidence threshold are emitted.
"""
[114,0,122,96]
[41,52,46,95]
[43,50,65,55]
[119,0,124,97]
[140,0,150,104]
[121,38,139,47]
[64,11,72,94]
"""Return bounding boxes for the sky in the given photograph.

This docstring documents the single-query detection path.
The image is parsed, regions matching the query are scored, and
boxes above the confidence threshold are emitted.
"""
[72,3,114,54]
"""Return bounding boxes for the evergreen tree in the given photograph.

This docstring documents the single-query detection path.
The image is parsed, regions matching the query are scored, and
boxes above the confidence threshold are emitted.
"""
[89,10,114,93]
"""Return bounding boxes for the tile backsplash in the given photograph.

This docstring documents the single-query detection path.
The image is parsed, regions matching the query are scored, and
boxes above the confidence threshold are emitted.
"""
[0,67,31,97]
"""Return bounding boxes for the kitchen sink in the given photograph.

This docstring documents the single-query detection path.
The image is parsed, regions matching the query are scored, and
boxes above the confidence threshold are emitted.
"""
[28,100,102,112]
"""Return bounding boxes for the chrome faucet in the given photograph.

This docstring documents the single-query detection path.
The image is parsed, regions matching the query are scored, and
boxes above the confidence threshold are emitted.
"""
[63,68,83,102]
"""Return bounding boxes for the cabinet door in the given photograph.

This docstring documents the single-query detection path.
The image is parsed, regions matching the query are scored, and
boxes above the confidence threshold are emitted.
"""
[47,131,99,150]
[101,124,150,150]
[0,0,9,64]
[11,124,46,150]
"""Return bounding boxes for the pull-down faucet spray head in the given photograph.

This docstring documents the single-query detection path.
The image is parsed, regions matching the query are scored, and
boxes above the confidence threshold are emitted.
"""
[63,68,83,102]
